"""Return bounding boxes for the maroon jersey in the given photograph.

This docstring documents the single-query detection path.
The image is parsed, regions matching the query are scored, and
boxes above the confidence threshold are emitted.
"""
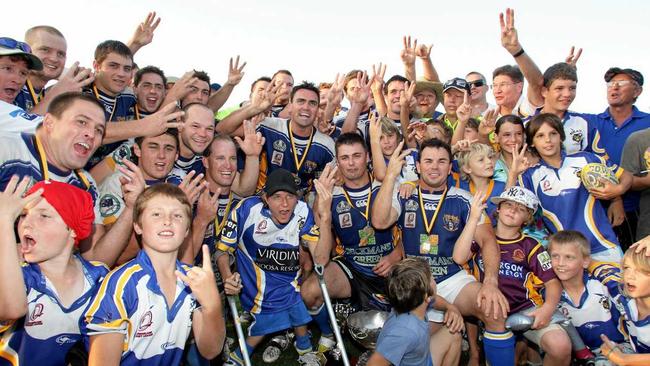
[470,234,556,313]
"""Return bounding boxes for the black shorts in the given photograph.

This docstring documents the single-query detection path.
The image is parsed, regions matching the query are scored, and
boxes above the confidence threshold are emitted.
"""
[332,257,391,311]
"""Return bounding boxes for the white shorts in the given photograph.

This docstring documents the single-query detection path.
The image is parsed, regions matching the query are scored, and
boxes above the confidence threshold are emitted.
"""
[592,246,624,264]
[426,270,476,322]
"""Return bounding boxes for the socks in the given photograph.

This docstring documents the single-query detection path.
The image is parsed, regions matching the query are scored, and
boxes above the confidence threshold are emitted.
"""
[483,330,515,366]
[295,334,312,353]
[231,342,254,362]
[310,304,333,336]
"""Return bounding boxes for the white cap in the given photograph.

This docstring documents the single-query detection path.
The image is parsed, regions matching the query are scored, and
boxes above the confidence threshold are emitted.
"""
[490,186,539,211]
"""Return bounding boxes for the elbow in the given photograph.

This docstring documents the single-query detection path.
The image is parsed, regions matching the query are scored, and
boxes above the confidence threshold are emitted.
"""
[452,253,469,265]
[0,302,27,321]
[199,344,223,361]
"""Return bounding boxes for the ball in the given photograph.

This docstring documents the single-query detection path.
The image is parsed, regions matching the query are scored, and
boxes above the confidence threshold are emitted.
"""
[580,163,618,190]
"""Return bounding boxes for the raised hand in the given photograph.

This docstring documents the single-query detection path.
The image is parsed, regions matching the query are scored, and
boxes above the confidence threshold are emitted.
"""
[368,113,382,143]
[118,159,146,208]
[129,11,161,50]
[196,188,220,223]
[226,56,247,86]
[165,71,199,103]
[141,102,184,136]
[400,36,418,66]
[565,46,583,68]
[399,81,416,110]
[176,245,220,309]
[478,109,498,138]
[50,62,94,94]
[178,170,207,205]
[0,176,42,221]
[499,8,522,55]
[348,71,372,105]
[370,62,387,93]
[469,190,488,221]
[510,143,531,177]
[386,141,410,179]
[255,82,281,111]
[326,73,345,106]
[456,90,472,123]
[234,120,265,157]
[452,139,477,155]
[415,43,433,60]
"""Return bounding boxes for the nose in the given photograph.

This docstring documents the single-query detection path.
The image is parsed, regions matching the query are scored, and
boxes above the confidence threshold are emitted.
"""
[157,147,166,159]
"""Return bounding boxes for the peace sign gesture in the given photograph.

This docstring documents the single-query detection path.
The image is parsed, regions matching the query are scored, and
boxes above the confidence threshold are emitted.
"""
[499,8,522,55]
[176,245,221,309]
[565,46,583,68]
[128,12,161,52]
[457,90,472,123]
[510,143,531,177]
[400,35,418,66]
[386,141,410,180]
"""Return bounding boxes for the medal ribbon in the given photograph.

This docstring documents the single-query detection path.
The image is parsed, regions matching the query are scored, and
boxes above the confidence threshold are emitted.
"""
[33,135,90,189]
[26,79,43,105]
[287,121,315,173]
[341,179,372,221]
[213,192,234,237]
[418,186,448,235]
[92,84,116,121]
[469,180,494,203]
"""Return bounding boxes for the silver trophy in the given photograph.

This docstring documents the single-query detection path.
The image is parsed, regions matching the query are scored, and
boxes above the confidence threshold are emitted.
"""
[347,310,390,350]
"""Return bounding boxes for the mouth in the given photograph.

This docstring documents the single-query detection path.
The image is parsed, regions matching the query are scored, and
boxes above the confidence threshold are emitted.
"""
[158,229,175,238]
[154,162,168,170]
[21,234,37,253]
[43,62,58,71]
[74,142,92,156]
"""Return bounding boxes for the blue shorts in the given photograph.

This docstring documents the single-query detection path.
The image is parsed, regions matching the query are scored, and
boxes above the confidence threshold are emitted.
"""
[248,301,312,337]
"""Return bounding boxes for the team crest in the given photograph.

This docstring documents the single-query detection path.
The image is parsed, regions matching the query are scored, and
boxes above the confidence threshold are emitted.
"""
[512,248,525,262]
[542,179,552,192]
[339,213,352,228]
[304,161,318,173]
[404,212,416,228]
[336,201,350,213]
[135,311,153,337]
[255,220,268,234]
[405,199,418,211]
[111,143,133,166]
[537,252,552,271]
[570,128,583,144]
[599,295,611,310]
[273,140,287,151]
[99,194,121,217]
[271,151,284,165]
[25,303,44,326]
[442,214,460,232]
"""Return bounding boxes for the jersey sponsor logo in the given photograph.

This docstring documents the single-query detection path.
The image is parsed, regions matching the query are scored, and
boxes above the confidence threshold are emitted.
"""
[499,262,525,279]
[339,213,352,228]
[271,151,284,165]
[336,201,350,213]
[355,199,368,209]
[56,335,77,345]
[442,214,460,232]
[135,310,154,337]
[512,248,525,262]
[273,140,286,151]
[9,108,40,121]
[99,194,121,217]
[25,303,44,326]
[537,252,552,271]
[255,220,268,234]
[405,199,418,211]
[404,212,416,228]
[161,341,176,350]
[255,247,300,272]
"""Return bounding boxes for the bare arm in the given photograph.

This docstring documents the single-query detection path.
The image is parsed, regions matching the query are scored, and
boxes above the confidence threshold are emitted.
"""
[207,56,246,113]
[401,36,417,82]
[231,120,264,196]
[368,115,388,182]
[370,63,388,117]
[88,333,123,366]
[416,43,440,82]
[371,143,408,229]
[452,192,486,265]
[101,103,183,144]
[450,90,472,146]
[126,12,160,55]
[399,82,417,149]
[342,72,371,134]
[310,165,338,266]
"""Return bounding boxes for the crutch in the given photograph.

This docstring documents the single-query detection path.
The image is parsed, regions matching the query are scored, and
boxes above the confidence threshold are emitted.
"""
[314,263,351,366]
[227,296,252,366]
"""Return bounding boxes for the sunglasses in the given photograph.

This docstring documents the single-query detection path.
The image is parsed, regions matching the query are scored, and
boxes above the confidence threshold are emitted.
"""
[469,80,486,88]
[0,37,32,53]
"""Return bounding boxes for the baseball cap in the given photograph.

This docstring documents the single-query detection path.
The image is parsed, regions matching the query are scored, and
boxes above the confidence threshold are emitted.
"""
[0,37,43,71]
[442,77,470,93]
[490,186,539,212]
[414,80,443,102]
[166,76,179,84]
[210,83,222,92]
[264,169,298,196]
[604,67,644,86]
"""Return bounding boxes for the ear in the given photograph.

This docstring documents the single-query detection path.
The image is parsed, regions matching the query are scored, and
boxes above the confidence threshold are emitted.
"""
[92,60,100,73]
[133,143,142,158]
[42,113,56,131]
[634,86,643,99]
[133,222,143,235]
[582,256,591,269]
[461,164,472,176]
[541,86,549,99]
[416,160,421,175]
[202,156,209,170]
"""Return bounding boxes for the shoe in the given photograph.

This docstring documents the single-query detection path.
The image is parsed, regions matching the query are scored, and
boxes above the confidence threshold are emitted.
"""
[317,335,336,354]
[262,333,291,363]
[297,350,325,366]
[223,351,244,366]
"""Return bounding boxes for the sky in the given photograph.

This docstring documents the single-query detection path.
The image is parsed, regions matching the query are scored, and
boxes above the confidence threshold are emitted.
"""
[6,0,650,112]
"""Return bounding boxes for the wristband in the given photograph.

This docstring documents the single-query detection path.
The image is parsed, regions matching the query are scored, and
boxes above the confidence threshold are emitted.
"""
[512,48,525,58]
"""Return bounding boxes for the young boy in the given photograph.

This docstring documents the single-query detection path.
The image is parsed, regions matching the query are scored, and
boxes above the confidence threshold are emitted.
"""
[0,178,107,365]
[85,184,225,365]
[367,257,435,366]
[468,186,572,365]
[548,230,629,358]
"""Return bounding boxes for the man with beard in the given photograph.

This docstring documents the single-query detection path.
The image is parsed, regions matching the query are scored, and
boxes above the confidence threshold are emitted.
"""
[0,92,145,268]
[372,138,514,366]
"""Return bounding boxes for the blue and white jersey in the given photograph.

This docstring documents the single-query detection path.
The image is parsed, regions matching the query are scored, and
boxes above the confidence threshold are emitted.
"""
[330,180,396,278]
[458,179,506,224]
[519,151,622,254]
[85,250,198,366]
[524,109,606,157]
[557,263,626,350]
[166,154,205,186]
[332,106,376,142]
[217,196,320,314]
[0,100,42,134]
[0,255,107,366]
[392,184,486,282]
[256,118,335,196]
[83,84,137,168]
[13,81,45,113]
[617,295,650,353]
[0,132,102,225]
[201,192,242,256]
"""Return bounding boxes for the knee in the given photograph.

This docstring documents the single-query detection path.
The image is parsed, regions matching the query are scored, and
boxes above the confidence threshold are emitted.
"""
[541,331,571,359]
[300,280,322,308]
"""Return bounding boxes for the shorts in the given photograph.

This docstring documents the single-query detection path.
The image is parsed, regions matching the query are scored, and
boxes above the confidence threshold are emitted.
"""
[333,257,391,311]
[248,301,312,337]
[427,270,476,322]
[592,246,624,264]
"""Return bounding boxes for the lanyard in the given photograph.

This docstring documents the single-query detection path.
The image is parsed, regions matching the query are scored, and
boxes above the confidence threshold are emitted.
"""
[26,79,43,105]
[418,186,448,235]
[341,179,372,221]
[33,135,90,189]
[214,192,234,237]
[92,84,116,121]
[469,180,494,203]
[287,121,315,172]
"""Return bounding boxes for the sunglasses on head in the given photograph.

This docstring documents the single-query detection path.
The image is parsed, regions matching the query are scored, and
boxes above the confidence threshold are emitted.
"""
[469,80,486,88]
[0,37,32,53]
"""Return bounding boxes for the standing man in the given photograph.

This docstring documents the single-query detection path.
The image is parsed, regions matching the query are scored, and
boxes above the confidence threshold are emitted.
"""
[372,138,514,366]
[466,71,495,118]
[585,68,650,248]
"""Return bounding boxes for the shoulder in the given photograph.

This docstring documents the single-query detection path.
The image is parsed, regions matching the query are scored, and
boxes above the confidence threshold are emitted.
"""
[260,117,287,130]
[448,186,473,201]
[313,130,336,151]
